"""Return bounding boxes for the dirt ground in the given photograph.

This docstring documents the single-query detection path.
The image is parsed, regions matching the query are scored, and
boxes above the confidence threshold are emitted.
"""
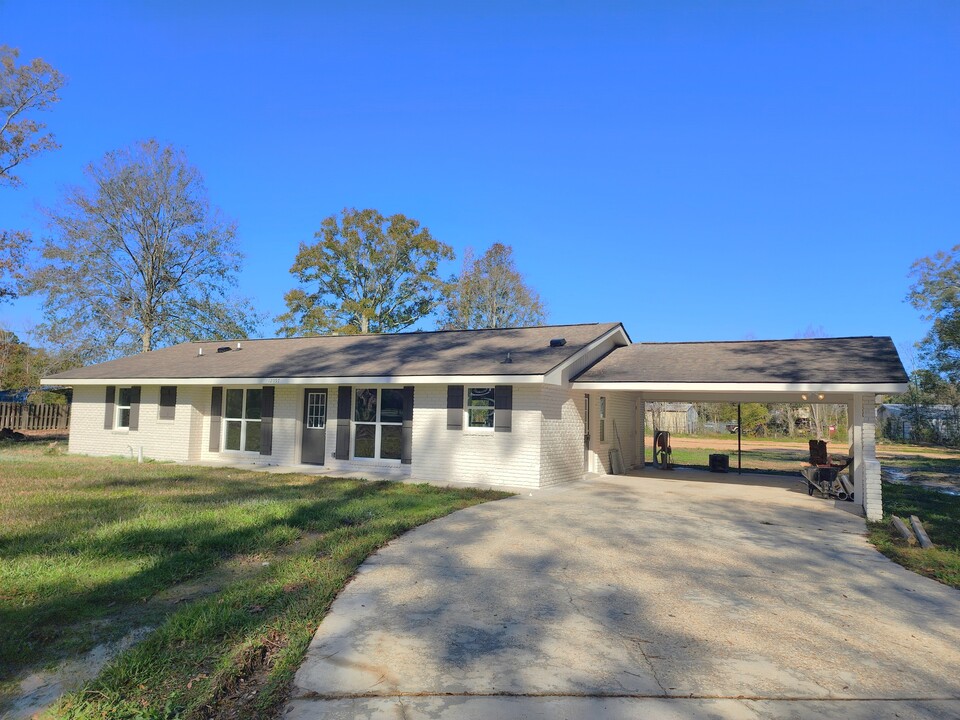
[665,435,960,460]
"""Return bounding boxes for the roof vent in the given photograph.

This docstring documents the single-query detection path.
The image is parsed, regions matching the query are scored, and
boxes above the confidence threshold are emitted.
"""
[550,338,567,347]
[236,342,242,350]
[217,346,232,353]
[197,347,203,357]
[503,351,513,364]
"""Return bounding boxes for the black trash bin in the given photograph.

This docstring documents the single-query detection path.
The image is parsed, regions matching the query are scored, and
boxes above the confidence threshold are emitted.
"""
[709,454,729,473]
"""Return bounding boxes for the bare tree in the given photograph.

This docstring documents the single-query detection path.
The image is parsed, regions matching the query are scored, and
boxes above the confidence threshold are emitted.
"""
[30,140,261,362]
[0,46,65,301]
[439,243,546,329]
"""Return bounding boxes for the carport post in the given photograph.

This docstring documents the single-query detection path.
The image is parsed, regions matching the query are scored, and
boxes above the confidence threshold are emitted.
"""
[637,397,645,470]
[851,394,883,521]
[737,403,742,475]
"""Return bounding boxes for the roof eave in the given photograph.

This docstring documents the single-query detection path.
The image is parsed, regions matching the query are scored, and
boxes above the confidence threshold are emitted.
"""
[41,374,550,387]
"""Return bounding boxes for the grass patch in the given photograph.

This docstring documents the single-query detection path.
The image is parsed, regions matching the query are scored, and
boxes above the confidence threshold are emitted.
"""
[0,441,509,718]
[663,446,804,476]
[868,482,960,590]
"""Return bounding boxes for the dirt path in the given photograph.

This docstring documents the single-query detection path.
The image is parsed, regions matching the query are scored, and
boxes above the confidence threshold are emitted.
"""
[664,435,960,460]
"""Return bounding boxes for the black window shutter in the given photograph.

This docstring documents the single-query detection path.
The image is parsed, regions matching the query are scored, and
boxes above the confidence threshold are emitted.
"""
[335,386,352,459]
[401,385,414,465]
[159,386,177,420]
[128,386,142,431]
[494,385,513,432]
[104,386,116,430]
[447,385,464,430]
[260,386,275,456]
[209,387,223,452]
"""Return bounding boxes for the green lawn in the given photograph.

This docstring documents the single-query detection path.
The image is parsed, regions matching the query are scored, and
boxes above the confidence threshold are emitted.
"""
[664,446,804,475]
[0,441,509,719]
[868,482,960,590]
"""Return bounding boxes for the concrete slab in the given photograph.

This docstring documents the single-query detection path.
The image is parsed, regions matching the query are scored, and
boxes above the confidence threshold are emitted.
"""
[283,696,960,720]
[286,473,960,718]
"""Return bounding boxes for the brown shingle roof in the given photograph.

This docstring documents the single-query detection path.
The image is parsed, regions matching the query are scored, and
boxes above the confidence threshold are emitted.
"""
[573,336,908,385]
[46,323,624,381]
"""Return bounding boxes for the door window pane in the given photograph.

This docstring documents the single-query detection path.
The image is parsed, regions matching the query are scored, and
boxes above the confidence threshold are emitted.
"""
[380,425,402,460]
[225,420,242,450]
[355,389,378,422]
[307,392,326,429]
[225,389,243,419]
[380,389,404,423]
[354,424,376,458]
[245,389,262,420]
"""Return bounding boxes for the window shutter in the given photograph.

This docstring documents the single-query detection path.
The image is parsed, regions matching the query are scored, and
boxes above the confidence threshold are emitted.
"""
[159,386,177,420]
[260,386,275,456]
[209,387,223,452]
[401,385,414,465]
[128,386,142,431]
[335,386,352,459]
[447,385,464,430]
[104,386,116,430]
[494,385,513,432]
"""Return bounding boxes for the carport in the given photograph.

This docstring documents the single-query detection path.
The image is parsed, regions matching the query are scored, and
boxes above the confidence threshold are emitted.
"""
[572,336,909,520]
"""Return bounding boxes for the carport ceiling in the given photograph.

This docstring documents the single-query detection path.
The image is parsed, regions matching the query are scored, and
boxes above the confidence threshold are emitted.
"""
[572,336,909,402]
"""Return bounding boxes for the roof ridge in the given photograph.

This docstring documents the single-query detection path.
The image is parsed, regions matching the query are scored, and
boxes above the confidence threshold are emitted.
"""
[633,335,887,346]
[187,322,617,345]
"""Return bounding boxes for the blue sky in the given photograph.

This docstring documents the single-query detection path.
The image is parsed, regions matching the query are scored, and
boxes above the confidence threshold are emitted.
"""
[1,1,957,369]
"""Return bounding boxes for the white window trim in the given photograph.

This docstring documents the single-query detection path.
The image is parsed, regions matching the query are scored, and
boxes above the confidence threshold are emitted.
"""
[222,387,262,454]
[465,386,496,432]
[305,390,327,430]
[349,386,403,463]
[114,386,132,432]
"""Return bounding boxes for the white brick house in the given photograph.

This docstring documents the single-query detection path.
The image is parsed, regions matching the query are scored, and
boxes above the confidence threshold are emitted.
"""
[46,324,908,518]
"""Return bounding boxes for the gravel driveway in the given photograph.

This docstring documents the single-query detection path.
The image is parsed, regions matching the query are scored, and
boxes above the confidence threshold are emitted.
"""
[286,471,960,719]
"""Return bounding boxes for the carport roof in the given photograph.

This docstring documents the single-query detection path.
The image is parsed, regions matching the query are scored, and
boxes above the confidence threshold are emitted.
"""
[572,336,908,389]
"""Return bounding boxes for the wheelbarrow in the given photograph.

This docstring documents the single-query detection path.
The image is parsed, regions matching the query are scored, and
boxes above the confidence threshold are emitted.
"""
[800,456,854,501]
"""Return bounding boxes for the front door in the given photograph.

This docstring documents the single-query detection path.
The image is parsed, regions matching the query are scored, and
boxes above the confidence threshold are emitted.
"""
[301,389,327,464]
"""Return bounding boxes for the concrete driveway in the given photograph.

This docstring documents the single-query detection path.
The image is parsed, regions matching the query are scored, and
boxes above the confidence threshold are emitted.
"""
[285,471,960,719]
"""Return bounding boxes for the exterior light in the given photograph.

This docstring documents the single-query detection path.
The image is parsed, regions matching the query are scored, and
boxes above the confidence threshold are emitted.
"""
[817,393,825,400]
[801,393,807,401]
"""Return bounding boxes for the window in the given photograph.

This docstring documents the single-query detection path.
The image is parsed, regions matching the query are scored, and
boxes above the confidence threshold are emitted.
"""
[353,388,404,460]
[116,387,133,429]
[224,388,262,452]
[159,386,177,421]
[467,387,495,428]
[599,396,606,442]
[306,391,326,429]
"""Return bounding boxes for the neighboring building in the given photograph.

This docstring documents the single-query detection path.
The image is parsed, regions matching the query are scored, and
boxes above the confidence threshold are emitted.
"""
[44,324,908,520]
[878,403,959,442]
[645,402,698,434]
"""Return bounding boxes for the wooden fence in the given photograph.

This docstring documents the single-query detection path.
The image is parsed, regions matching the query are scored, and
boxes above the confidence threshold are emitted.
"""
[0,403,70,432]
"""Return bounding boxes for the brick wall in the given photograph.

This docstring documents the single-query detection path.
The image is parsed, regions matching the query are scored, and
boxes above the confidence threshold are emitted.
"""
[410,384,542,488]
[69,384,202,462]
[540,386,586,486]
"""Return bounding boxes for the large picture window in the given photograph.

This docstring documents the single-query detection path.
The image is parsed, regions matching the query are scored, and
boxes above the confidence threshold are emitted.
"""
[353,387,404,460]
[467,387,495,428]
[224,388,262,452]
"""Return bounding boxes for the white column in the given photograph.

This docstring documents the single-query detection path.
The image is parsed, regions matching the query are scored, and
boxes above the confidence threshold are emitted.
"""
[637,395,645,471]
[851,394,883,520]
